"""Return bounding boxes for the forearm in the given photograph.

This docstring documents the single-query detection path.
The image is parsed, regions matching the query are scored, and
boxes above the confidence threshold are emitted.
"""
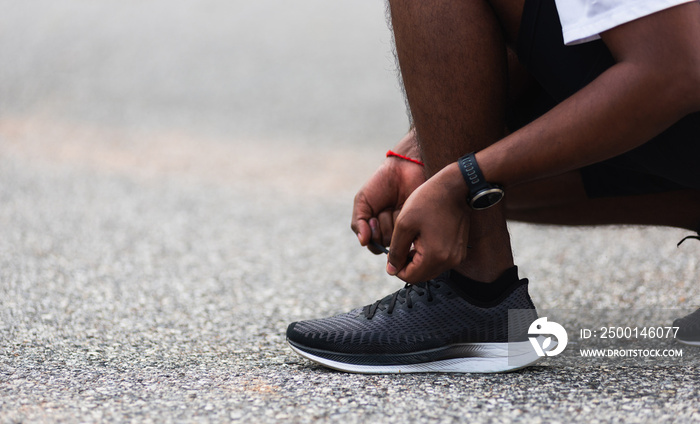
[478,3,700,188]
[477,59,699,187]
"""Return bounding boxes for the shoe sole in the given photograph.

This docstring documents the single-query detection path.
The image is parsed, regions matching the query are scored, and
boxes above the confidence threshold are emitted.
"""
[675,338,700,347]
[287,339,541,374]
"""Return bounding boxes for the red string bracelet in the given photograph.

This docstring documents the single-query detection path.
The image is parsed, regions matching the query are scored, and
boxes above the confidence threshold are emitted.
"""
[386,150,424,166]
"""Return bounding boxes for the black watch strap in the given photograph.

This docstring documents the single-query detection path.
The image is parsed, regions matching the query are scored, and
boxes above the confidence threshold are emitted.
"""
[458,152,504,210]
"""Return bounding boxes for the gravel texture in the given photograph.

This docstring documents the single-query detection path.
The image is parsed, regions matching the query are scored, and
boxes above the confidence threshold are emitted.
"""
[1,1,700,423]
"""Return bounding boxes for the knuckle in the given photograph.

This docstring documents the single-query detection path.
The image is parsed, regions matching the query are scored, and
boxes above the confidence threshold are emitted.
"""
[432,249,450,265]
[353,191,365,205]
[394,218,409,232]
[447,249,463,267]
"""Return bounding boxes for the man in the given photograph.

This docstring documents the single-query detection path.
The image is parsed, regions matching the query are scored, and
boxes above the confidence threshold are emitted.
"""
[286,0,700,373]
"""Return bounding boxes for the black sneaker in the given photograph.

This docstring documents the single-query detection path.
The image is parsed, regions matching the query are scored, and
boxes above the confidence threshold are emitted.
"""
[286,267,541,373]
[674,230,699,346]
[674,308,700,346]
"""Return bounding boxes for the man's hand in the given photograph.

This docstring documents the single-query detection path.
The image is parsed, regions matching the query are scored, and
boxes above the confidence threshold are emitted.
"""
[386,162,471,283]
[351,131,426,254]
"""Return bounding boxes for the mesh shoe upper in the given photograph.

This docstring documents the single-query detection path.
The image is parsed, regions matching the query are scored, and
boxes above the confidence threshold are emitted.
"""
[286,271,537,356]
[674,308,700,342]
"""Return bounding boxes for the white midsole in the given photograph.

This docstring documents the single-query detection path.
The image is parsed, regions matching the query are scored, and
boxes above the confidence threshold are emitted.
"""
[676,338,700,347]
[288,341,541,374]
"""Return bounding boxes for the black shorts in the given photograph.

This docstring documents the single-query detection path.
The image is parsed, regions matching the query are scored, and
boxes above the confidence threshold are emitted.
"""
[516,0,700,198]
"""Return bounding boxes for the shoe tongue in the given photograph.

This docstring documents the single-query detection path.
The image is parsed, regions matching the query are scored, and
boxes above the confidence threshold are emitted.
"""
[363,285,405,310]
[381,282,424,305]
[364,280,436,312]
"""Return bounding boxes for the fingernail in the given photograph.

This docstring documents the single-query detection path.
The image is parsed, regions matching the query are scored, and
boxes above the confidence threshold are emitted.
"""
[370,218,378,232]
[357,233,363,244]
[386,263,397,275]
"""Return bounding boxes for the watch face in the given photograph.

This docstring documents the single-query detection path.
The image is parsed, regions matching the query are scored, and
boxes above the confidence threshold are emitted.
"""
[470,188,504,210]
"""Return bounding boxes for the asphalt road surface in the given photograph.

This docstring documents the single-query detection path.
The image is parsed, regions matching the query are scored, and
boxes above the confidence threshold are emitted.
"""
[1,1,699,422]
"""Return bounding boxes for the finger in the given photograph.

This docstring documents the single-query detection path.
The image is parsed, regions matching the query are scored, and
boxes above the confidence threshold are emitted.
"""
[397,235,467,283]
[396,246,444,284]
[352,218,372,246]
[358,218,388,255]
[351,198,374,247]
[367,218,385,254]
[395,237,450,283]
[377,210,394,248]
[395,249,428,284]
[351,192,375,246]
[386,215,418,277]
[369,217,381,245]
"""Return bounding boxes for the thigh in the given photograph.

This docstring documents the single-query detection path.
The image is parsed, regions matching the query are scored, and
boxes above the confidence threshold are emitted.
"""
[506,171,700,231]
[516,0,615,102]
[582,113,700,196]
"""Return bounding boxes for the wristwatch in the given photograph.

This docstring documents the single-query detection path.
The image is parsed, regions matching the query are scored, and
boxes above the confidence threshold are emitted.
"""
[457,152,504,210]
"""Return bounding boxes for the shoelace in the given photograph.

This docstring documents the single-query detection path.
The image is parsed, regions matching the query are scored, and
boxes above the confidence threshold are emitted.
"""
[363,281,437,319]
[677,230,700,247]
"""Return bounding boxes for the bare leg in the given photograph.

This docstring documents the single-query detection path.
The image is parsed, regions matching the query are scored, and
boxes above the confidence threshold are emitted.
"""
[507,171,700,231]
[387,0,524,282]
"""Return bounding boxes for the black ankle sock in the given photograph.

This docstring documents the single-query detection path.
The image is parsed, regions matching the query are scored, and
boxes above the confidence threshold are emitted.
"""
[447,266,522,304]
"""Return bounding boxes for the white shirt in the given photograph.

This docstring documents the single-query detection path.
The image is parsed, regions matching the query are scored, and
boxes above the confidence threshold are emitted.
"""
[555,0,696,45]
